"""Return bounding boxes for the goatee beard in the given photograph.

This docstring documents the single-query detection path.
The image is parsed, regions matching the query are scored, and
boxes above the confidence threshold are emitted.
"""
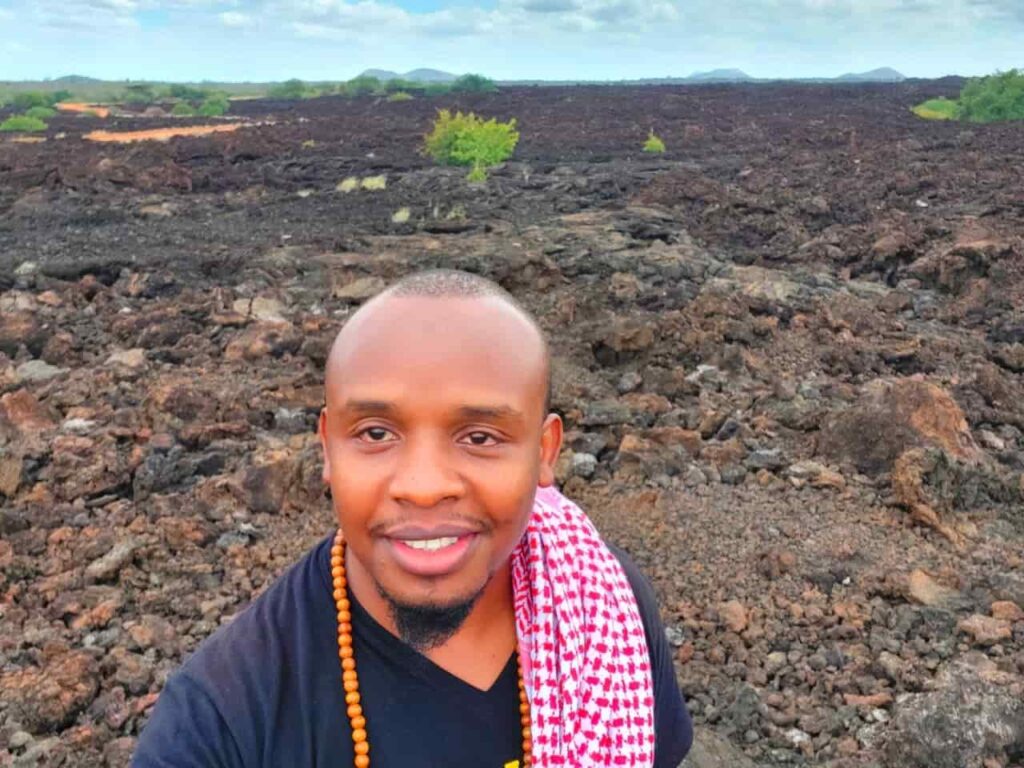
[380,587,485,651]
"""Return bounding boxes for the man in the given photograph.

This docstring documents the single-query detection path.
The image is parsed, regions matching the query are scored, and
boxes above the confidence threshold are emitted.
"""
[133,270,692,767]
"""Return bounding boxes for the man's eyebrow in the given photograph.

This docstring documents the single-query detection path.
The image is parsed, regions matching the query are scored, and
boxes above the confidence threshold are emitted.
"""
[456,405,525,422]
[342,399,396,414]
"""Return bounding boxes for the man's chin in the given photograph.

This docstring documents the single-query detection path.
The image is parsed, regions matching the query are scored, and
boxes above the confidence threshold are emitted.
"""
[377,583,485,651]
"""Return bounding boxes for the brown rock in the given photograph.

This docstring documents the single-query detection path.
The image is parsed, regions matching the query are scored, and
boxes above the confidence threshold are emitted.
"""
[0,388,56,436]
[332,275,386,302]
[224,321,301,361]
[645,427,702,457]
[958,614,1012,646]
[844,692,894,708]
[718,600,748,632]
[0,453,23,497]
[701,438,747,468]
[818,378,980,476]
[231,449,300,513]
[126,614,180,656]
[907,569,959,607]
[0,651,99,733]
[593,318,656,365]
[0,311,46,356]
[991,601,1024,622]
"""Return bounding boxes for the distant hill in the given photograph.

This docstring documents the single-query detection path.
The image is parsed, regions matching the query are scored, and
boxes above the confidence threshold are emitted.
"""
[836,67,905,82]
[358,68,458,83]
[52,75,106,85]
[687,69,753,82]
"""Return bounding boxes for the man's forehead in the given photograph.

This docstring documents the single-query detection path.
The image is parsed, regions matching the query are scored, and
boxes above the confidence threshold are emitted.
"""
[325,294,548,401]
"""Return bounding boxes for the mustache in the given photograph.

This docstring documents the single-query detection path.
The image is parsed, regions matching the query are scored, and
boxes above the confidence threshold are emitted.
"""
[367,512,493,538]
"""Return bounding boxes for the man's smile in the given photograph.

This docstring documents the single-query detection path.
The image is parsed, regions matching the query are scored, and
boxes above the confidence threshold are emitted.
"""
[384,532,481,577]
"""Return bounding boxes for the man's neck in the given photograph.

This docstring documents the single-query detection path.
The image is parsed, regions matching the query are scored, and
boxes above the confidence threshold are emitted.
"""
[346,551,517,690]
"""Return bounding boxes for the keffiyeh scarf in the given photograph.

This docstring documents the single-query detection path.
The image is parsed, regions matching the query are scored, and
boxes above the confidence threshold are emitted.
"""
[510,486,656,767]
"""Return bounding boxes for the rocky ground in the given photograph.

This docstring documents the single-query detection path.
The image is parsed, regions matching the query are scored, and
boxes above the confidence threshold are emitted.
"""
[1,81,1023,767]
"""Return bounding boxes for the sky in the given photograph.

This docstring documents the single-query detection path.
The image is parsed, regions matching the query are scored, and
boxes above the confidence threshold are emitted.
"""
[1,0,1022,82]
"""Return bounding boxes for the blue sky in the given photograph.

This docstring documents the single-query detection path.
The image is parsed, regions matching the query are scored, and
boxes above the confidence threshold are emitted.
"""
[1,0,1021,82]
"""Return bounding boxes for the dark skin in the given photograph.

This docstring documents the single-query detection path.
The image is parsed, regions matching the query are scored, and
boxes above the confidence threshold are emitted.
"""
[318,294,563,690]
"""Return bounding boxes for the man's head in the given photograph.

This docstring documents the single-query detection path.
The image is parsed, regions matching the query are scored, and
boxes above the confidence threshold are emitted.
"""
[318,270,562,649]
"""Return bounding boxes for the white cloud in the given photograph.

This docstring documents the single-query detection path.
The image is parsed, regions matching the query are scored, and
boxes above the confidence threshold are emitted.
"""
[220,9,252,25]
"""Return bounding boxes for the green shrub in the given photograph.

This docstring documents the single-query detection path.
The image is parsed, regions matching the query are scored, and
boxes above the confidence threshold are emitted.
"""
[387,91,414,102]
[911,98,959,121]
[343,76,383,97]
[423,82,453,96]
[171,102,198,117]
[123,83,157,104]
[24,106,57,120]
[167,84,211,101]
[424,109,518,181]
[383,79,421,93]
[1,115,47,132]
[51,89,73,105]
[198,96,229,117]
[451,74,497,93]
[268,79,309,100]
[12,91,50,110]
[643,131,666,153]
[958,69,1024,123]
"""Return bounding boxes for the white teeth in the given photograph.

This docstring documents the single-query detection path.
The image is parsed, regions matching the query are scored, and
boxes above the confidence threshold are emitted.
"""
[404,537,459,551]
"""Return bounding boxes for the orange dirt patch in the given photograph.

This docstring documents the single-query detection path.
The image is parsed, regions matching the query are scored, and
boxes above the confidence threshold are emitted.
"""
[84,124,241,144]
[57,103,111,119]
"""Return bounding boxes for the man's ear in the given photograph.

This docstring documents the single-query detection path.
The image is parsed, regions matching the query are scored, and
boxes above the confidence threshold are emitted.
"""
[318,408,331,484]
[537,413,564,488]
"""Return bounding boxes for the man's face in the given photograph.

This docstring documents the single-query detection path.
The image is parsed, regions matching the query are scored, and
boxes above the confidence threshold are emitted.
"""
[319,295,561,612]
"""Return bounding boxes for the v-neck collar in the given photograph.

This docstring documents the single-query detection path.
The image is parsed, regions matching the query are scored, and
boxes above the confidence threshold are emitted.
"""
[317,531,517,696]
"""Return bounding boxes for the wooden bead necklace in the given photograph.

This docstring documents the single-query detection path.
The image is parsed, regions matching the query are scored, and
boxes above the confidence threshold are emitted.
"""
[331,529,533,768]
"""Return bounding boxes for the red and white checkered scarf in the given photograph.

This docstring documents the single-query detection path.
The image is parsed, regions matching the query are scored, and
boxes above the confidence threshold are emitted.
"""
[510,486,656,767]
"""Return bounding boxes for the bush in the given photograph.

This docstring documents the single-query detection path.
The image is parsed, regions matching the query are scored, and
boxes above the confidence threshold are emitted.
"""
[12,91,50,110]
[643,131,666,153]
[424,109,518,181]
[51,89,73,105]
[198,96,229,117]
[167,84,211,101]
[123,83,158,104]
[958,69,1024,123]
[387,91,414,102]
[451,74,497,93]
[171,102,198,117]
[0,115,47,132]
[423,82,453,96]
[268,79,309,100]
[343,76,383,97]
[911,98,959,121]
[24,106,57,120]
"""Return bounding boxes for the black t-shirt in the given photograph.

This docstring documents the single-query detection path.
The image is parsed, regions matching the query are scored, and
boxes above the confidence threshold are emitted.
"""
[132,531,693,768]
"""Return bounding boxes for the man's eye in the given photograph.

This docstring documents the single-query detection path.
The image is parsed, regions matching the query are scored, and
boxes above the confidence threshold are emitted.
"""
[358,427,395,443]
[462,431,498,447]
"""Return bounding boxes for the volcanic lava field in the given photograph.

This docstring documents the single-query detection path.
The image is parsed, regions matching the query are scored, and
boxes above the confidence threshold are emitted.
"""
[1,81,1024,767]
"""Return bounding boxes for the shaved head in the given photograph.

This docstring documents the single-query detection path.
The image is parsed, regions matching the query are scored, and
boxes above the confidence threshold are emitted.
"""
[326,270,551,414]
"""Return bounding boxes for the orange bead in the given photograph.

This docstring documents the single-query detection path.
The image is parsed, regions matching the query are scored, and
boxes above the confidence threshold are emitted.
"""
[344,680,359,693]
[519,703,529,714]
[347,704,362,718]
[345,691,361,705]
[330,555,342,567]
[342,658,356,671]
[333,589,345,602]
[351,716,366,730]
[522,727,531,740]
[337,633,352,647]
[343,670,357,682]
[331,566,343,578]
[337,598,351,612]
[354,741,369,756]
[339,645,353,659]
[351,728,367,743]
[355,755,369,768]
[338,611,352,623]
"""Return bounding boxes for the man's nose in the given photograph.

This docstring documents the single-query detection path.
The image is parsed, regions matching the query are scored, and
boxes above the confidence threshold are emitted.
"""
[388,436,464,508]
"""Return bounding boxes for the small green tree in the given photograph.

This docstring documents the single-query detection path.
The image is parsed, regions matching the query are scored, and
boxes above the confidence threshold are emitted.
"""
[643,131,666,153]
[51,89,73,104]
[268,79,309,99]
[451,74,497,93]
[958,69,1024,122]
[424,109,518,181]
[343,76,383,97]
[123,83,157,104]
[171,102,198,116]
[12,91,50,110]
[167,84,211,101]
[198,95,229,117]
[387,91,414,102]
[24,106,57,120]
[1,115,47,132]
